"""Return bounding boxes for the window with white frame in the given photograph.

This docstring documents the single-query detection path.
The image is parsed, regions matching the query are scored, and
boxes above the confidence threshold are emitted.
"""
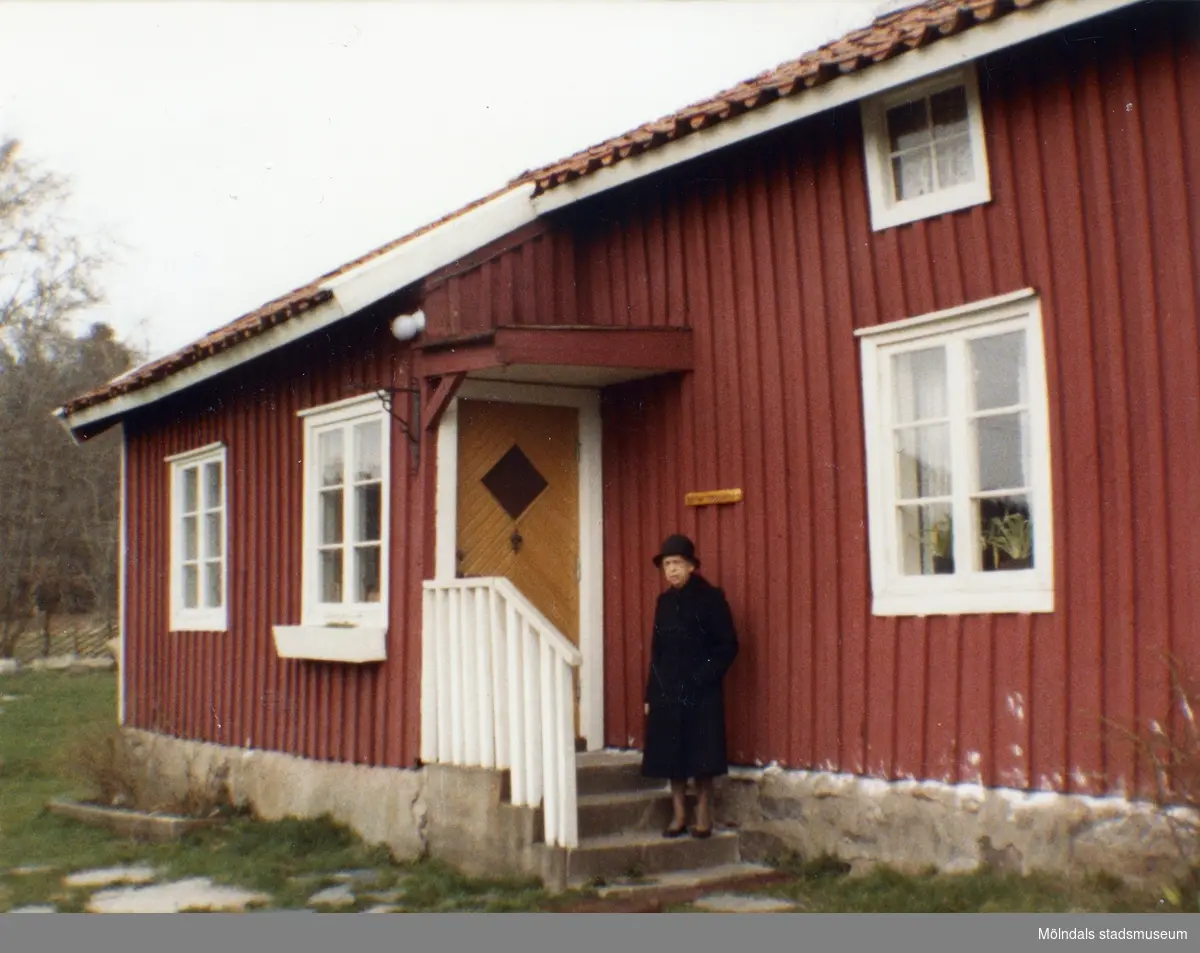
[857,290,1054,616]
[299,394,390,627]
[861,65,991,231]
[168,443,228,631]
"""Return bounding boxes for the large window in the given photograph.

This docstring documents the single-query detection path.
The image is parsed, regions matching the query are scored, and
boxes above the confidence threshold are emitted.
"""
[861,66,991,231]
[299,394,390,627]
[857,290,1054,616]
[168,443,228,632]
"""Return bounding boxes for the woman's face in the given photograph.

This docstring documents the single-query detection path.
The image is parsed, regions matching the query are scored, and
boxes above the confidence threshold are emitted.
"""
[661,555,695,588]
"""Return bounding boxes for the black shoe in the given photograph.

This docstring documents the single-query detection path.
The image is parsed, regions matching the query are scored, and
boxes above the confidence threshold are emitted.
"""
[663,824,688,838]
[689,826,713,839]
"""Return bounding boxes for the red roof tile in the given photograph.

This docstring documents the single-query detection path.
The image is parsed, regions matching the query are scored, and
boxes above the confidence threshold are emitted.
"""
[63,0,1057,424]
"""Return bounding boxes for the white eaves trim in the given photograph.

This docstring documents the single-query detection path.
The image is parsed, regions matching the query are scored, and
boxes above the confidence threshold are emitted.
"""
[56,183,538,438]
[530,0,1143,216]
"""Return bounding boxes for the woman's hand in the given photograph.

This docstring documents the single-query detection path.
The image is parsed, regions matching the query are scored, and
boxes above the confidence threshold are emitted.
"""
[644,703,650,715]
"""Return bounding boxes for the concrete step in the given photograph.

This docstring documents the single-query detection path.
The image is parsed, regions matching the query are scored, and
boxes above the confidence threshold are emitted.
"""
[577,789,701,840]
[575,861,785,901]
[563,829,741,884]
[575,759,666,798]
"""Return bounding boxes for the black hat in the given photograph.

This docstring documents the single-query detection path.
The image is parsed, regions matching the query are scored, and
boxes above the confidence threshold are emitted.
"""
[652,534,700,569]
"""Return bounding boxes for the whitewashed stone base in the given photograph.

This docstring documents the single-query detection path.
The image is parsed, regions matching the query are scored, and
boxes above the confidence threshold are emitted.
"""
[715,767,1198,889]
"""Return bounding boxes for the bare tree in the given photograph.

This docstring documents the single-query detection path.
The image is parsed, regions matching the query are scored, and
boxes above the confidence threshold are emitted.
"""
[0,139,139,657]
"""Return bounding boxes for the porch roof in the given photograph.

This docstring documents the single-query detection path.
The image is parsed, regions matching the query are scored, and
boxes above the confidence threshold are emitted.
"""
[415,325,693,388]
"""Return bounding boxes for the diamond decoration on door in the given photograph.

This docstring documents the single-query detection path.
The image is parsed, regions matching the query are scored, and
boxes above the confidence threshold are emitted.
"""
[481,444,548,520]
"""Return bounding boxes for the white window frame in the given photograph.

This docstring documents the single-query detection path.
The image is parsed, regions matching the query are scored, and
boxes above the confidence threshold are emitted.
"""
[297,393,391,629]
[167,442,229,632]
[861,65,992,232]
[857,288,1054,617]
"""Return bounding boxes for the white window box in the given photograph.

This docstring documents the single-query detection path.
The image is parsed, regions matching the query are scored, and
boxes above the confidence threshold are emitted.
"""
[861,65,991,231]
[167,442,229,632]
[271,624,387,664]
[857,288,1054,617]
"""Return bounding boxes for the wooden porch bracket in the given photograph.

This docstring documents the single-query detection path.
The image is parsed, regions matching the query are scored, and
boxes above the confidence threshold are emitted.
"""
[422,372,466,432]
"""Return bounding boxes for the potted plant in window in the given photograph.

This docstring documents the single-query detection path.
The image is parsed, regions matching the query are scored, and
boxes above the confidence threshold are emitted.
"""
[921,516,954,575]
[984,511,1032,571]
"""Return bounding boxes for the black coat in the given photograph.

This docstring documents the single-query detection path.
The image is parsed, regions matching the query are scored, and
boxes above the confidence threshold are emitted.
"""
[641,573,739,781]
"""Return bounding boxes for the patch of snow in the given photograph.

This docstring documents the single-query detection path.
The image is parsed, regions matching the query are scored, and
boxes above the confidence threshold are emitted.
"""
[64,864,157,889]
[86,878,270,914]
[308,884,356,908]
[363,905,404,914]
[10,906,56,913]
[966,751,981,767]
[693,893,797,913]
[333,869,382,886]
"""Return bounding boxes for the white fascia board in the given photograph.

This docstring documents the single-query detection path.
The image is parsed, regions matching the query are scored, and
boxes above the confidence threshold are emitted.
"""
[323,183,537,317]
[530,0,1144,216]
[55,296,346,435]
[57,183,539,437]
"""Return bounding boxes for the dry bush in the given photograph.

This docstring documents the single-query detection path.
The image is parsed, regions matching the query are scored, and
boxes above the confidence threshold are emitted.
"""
[1107,657,1200,904]
[56,724,146,809]
[56,726,235,818]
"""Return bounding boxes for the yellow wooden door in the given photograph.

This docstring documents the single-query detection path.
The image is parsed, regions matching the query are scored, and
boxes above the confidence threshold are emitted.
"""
[456,398,581,732]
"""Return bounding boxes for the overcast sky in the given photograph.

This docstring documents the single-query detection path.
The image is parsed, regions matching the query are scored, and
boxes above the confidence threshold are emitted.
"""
[1,1,886,362]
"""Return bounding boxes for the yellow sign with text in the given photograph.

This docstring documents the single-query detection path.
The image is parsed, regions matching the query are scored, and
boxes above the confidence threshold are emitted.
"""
[684,488,744,507]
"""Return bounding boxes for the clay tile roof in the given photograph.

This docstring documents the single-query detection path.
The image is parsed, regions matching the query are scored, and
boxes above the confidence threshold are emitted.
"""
[515,0,1047,194]
[62,0,1056,424]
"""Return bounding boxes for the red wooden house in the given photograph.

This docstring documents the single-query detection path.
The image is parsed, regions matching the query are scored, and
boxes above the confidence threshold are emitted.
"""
[59,0,1200,888]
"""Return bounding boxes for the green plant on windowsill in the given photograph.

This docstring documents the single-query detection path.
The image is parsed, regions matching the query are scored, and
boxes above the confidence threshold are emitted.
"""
[983,512,1032,570]
[918,516,953,575]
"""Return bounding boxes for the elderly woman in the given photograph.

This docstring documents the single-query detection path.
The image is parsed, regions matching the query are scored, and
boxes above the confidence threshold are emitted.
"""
[642,534,739,839]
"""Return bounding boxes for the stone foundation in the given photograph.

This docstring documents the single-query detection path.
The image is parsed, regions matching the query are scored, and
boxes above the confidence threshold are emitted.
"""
[714,766,1198,889]
[123,729,430,861]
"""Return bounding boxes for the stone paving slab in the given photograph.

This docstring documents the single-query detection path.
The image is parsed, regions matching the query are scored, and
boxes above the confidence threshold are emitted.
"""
[86,878,271,913]
[692,893,799,913]
[63,864,157,889]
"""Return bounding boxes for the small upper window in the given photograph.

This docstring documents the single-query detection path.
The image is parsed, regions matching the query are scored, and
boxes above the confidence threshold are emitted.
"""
[861,66,991,231]
[168,443,228,632]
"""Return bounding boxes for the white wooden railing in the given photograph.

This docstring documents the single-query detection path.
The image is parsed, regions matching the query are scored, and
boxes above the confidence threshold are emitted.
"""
[420,577,581,848]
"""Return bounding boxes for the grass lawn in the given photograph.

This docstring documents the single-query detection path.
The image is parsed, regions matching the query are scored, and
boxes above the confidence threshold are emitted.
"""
[0,669,1195,913]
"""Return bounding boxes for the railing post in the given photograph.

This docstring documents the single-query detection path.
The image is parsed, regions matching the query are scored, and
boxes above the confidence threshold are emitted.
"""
[420,585,437,764]
[462,586,480,765]
[490,587,508,770]
[436,588,452,761]
[476,585,495,769]
[506,600,525,804]
[449,587,464,764]
[540,640,558,845]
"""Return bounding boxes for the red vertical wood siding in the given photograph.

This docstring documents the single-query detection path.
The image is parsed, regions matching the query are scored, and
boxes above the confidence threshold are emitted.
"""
[123,317,428,768]
[122,3,1200,796]
[590,4,1200,795]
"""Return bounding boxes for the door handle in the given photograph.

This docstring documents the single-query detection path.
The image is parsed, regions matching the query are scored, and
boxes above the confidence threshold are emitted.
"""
[509,529,523,553]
